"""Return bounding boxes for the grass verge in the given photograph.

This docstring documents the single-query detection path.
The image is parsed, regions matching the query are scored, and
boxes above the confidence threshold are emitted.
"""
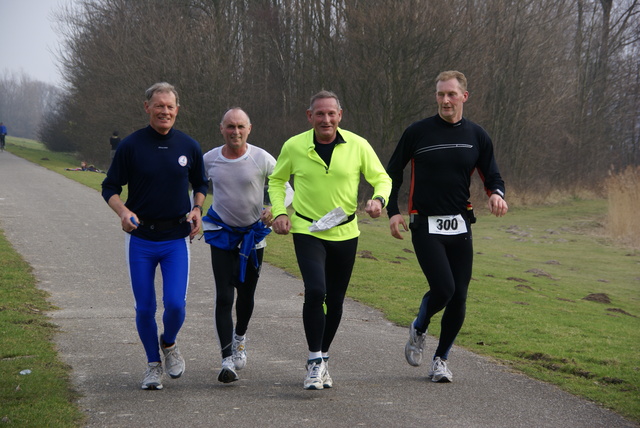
[0,227,85,426]
[2,137,639,423]
[264,200,640,422]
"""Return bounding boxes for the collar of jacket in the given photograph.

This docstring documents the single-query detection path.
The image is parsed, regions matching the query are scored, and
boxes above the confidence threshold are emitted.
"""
[306,129,347,169]
[307,129,347,149]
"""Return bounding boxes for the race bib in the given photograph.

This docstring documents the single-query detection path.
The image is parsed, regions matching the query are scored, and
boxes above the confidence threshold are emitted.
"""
[428,214,467,235]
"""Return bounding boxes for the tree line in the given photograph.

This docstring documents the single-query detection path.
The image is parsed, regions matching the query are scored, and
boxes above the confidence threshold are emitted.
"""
[40,0,639,200]
[0,71,60,141]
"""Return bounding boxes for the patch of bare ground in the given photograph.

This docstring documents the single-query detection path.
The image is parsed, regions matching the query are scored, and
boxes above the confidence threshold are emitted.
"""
[357,250,378,260]
[505,225,531,238]
[582,293,611,303]
[526,268,559,280]
[606,307,637,317]
[517,352,628,384]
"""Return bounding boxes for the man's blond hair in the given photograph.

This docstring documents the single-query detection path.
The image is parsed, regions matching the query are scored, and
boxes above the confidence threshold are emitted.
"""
[435,71,467,92]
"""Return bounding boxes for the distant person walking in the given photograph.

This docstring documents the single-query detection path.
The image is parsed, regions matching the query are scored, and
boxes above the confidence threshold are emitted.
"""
[0,122,7,151]
[101,82,208,390]
[269,90,392,390]
[201,107,293,383]
[110,131,120,161]
[386,70,508,383]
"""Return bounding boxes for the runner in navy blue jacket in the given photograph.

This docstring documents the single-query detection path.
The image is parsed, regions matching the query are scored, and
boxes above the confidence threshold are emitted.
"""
[102,82,208,390]
[386,71,508,383]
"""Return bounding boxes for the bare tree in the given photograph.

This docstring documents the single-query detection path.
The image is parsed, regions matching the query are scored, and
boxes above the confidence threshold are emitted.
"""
[47,0,639,194]
[0,71,60,140]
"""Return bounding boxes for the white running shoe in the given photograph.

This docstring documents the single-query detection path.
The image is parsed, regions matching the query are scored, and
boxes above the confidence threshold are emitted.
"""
[322,358,333,388]
[232,334,247,371]
[141,362,164,390]
[160,336,185,379]
[404,318,426,366]
[218,356,239,383]
[429,357,453,383]
[304,359,326,390]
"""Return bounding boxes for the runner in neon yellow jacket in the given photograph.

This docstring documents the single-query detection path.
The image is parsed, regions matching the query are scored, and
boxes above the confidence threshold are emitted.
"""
[268,90,391,390]
[268,127,391,241]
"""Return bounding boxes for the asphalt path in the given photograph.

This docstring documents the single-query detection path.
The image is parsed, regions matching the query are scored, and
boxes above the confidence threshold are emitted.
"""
[0,151,636,428]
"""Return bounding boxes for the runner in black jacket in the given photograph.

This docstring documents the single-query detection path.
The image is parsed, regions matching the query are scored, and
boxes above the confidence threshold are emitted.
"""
[386,70,508,382]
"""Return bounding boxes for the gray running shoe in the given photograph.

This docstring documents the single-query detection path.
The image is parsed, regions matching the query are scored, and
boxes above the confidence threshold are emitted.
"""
[303,359,325,390]
[322,358,333,388]
[218,356,239,383]
[404,318,426,366]
[141,362,164,390]
[160,336,185,379]
[429,357,453,383]
[232,334,247,371]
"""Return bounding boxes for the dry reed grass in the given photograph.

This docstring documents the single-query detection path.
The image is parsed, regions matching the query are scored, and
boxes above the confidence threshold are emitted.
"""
[468,174,602,209]
[606,165,640,248]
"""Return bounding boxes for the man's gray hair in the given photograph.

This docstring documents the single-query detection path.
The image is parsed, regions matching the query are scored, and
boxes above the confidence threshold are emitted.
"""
[309,90,342,111]
[145,82,180,106]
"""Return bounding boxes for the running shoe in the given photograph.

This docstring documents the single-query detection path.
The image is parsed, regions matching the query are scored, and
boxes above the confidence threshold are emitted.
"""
[322,357,333,388]
[160,335,185,379]
[141,362,164,390]
[232,334,247,371]
[404,318,426,366]
[429,357,453,383]
[218,356,239,383]
[304,358,325,390]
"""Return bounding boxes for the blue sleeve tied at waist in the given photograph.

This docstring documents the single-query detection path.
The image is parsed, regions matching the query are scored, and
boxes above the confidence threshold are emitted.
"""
[202,207,271,282]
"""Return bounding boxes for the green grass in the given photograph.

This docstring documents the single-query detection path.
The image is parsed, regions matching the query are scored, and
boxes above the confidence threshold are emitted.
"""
[3,137,640,423]
[265,202,640,421]
[0,228,85,426]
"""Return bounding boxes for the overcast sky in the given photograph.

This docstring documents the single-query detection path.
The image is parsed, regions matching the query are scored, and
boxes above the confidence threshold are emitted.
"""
[0,0,74,87]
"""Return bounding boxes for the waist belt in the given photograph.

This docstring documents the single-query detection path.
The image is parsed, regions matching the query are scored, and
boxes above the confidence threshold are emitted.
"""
[295,211,355,226]
[139,215,187,231]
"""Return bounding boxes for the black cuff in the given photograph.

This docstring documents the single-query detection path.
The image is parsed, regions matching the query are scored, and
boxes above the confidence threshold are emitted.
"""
[491,190,505,199]
[373,196,386,208]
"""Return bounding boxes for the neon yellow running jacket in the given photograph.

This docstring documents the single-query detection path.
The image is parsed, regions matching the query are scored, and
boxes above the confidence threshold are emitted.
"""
[269,128,391,241]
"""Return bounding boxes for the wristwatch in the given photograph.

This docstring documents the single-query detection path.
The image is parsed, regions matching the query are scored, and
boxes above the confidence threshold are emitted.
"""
[373,196,386,208]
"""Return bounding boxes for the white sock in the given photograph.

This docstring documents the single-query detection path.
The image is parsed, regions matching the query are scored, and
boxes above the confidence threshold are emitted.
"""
[308,351,322,361]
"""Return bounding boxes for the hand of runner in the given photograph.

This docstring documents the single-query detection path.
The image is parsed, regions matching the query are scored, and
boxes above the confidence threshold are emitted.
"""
[261,207,274,228]
[365,198,383,218]
[389,214,408,240]
[272,214,291,235]
[488,194,508,217]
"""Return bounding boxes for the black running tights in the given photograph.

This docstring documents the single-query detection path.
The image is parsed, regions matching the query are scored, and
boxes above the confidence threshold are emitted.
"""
[411,223,473,360]
[293,233,358,354]
[210,246,263,358]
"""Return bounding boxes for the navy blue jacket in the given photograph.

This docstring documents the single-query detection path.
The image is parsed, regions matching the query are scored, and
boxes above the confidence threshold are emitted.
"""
[102,125,208,241]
